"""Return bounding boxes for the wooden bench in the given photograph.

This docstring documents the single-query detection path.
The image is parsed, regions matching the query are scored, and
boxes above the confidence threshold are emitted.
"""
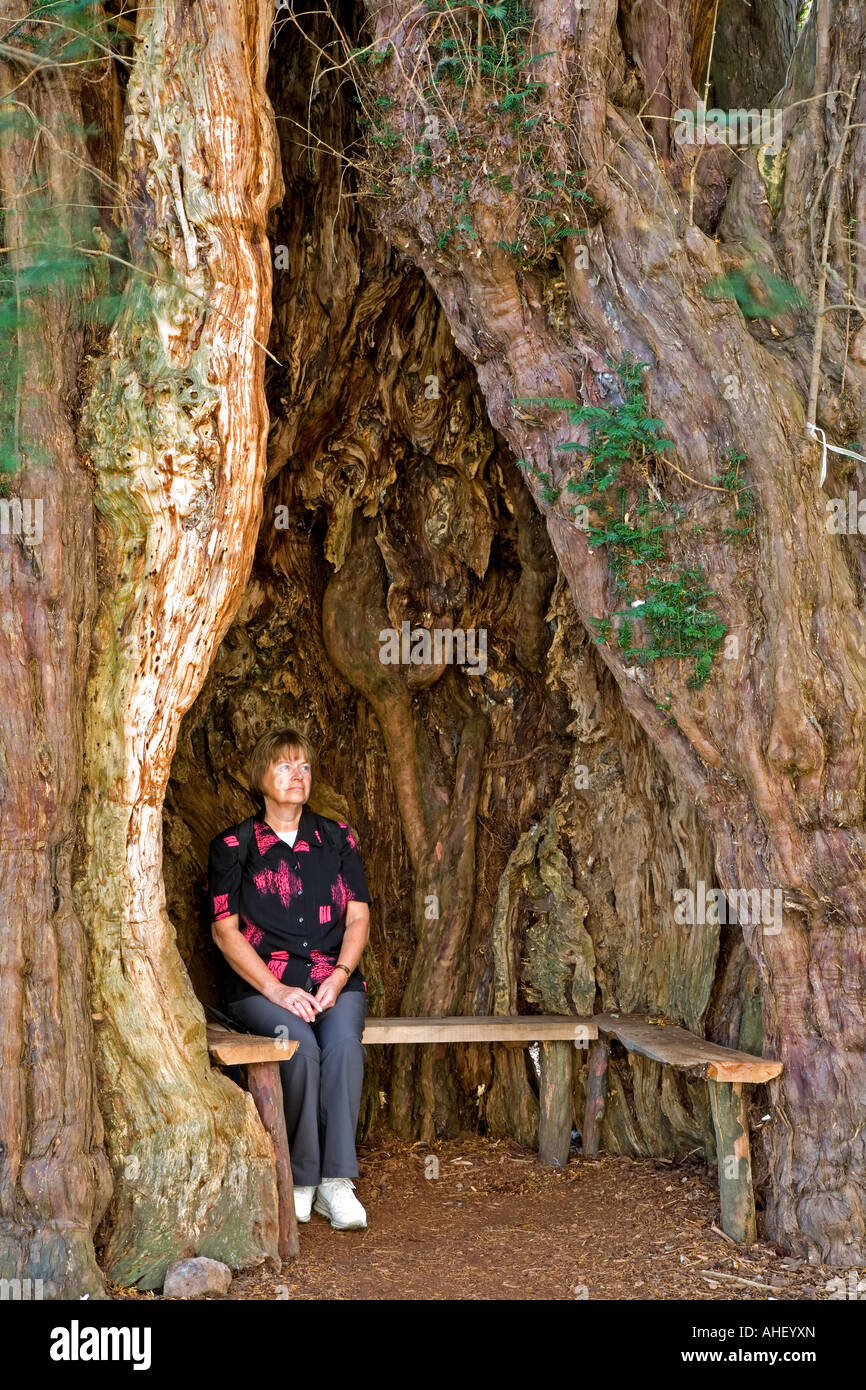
[208,1012,782,1252]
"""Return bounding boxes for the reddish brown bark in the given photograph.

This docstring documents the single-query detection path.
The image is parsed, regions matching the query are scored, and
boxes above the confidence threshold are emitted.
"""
[71,0,284,1286]
[0,7,113,1297]
[336,0,866,1262]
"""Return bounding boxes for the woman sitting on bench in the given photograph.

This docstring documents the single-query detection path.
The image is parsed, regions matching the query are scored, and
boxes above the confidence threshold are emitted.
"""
[208,727,371,1231]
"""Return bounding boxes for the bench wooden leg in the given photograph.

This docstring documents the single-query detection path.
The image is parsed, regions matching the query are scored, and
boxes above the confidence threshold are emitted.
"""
[538,1040,573,1167]
[708,1079,757,1246]
[244,1060,300,1261]
[582,1036,609,1156]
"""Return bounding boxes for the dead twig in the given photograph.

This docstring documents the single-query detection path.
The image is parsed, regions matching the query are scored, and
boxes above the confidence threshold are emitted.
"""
[699,1269,777,1291]
[710,1223,737,1245]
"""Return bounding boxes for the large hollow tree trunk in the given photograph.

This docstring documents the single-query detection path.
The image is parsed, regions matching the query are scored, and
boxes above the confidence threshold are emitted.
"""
[0,8,112,1298]
[10,0,860,1285]
[337,0,866,1262]
[72,0,284,1287]
[250,6,731,1168]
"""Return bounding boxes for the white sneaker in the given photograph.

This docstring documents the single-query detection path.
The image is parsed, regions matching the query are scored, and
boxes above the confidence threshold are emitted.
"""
[314,1177,367,1231]
[294,1184,315,1223]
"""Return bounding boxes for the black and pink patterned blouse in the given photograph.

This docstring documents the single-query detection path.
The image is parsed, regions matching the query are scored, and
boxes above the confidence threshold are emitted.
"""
[207,804,371,1005]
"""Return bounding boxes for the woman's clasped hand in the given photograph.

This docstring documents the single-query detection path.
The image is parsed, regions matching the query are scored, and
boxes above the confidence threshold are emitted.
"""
[271,983,324,1022]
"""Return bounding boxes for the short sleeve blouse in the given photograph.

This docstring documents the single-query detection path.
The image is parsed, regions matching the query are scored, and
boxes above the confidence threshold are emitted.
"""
[207,804,371,1004]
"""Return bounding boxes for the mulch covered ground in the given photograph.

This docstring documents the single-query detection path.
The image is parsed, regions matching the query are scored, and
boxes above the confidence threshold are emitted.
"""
[112,1131,856,1301]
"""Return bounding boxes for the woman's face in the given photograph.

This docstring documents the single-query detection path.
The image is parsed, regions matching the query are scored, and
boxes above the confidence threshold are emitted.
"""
[261,749,312,808]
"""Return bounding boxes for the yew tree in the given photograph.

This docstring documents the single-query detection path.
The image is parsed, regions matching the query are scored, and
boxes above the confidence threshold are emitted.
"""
[1,0,865,1296]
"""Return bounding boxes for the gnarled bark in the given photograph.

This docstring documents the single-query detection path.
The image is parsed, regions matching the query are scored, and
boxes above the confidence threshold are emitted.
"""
[0,12,112,1297]
[73,0,283,1286]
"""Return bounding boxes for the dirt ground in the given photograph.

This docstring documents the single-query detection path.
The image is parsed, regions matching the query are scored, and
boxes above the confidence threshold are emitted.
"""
[112,1132,860,1301]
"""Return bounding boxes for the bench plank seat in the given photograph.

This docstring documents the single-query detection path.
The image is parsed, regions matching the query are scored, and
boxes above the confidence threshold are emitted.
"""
[594,1013,783,1083]
[361,1015,597,1043]
[206,1024,299,1066]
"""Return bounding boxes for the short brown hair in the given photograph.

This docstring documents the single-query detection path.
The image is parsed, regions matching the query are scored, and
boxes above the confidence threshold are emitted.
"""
[249,727,316,799]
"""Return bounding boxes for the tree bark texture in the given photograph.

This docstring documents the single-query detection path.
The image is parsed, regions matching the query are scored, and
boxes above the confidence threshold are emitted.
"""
[73,0,283,1287]
[0,4,113,1298]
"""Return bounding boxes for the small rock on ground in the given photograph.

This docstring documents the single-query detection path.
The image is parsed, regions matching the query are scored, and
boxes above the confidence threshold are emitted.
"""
[163,1257,232,1298]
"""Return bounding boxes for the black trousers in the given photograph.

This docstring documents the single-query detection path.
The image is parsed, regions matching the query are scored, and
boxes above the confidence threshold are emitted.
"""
[229,990,367,1187]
